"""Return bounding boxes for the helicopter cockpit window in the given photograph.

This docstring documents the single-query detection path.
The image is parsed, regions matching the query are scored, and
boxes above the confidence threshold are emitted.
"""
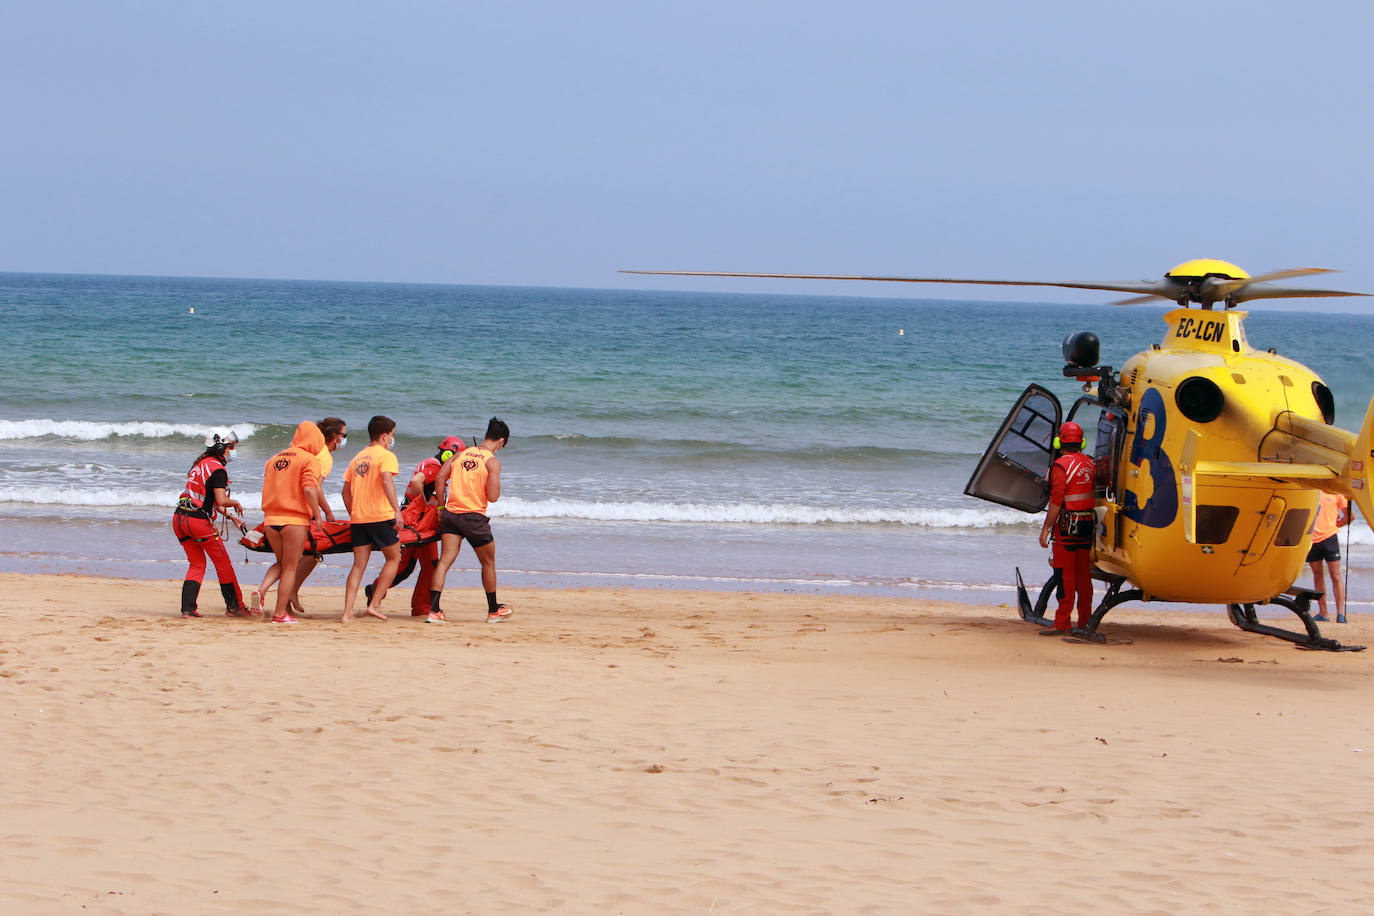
[1195,505,1240,545]
[964,384,1062,513]
[1003,413,1055,469]
[1274,508,1312,548]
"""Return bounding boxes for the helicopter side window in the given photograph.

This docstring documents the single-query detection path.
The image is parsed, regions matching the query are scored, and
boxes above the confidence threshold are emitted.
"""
[1195,505,1240,545]
[1312,383,1335,425]
[1274,508,1312,548]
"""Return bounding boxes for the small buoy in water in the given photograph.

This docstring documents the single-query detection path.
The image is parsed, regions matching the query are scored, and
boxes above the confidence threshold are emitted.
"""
[898,328,904,335]
[189,307,195,314]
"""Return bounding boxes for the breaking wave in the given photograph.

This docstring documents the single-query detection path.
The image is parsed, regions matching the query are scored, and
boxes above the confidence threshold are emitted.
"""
[0,487,1028,528]
[0,418,259,441]
[493,497,1030,527]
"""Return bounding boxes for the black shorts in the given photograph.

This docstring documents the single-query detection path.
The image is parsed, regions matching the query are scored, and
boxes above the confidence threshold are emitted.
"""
[351,519,400,549]
[1307,534,1340,564]
[439,509,494,548]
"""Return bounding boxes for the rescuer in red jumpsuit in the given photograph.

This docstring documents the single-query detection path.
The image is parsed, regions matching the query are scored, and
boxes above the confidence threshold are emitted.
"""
[1038,421,1096,634]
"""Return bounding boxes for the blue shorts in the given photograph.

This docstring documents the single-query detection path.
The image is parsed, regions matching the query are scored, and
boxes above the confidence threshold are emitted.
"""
[351,519,399,550]
[1307,534,1340,564]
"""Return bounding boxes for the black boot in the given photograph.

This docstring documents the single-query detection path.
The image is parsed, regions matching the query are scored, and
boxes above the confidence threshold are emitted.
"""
[181,580,202,617]
[221,583,244,616]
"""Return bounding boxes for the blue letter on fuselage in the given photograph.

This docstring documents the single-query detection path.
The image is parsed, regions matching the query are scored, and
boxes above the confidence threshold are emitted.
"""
[1121,387,1178,529]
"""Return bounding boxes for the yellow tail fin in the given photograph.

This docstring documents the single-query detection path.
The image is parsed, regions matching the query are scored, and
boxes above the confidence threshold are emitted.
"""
[1349,394,1374,524]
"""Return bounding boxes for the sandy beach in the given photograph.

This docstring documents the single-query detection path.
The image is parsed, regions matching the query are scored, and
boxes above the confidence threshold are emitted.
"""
[1,574,1371,914]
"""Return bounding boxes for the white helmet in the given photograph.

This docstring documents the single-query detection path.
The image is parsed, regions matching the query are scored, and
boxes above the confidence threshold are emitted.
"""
[204,428,238,448]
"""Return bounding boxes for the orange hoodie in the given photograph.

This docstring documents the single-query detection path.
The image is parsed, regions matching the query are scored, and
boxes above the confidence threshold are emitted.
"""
[262,421,326,526]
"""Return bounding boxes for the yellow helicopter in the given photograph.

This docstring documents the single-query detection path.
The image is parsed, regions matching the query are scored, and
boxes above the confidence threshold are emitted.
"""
[623,259,1371,651]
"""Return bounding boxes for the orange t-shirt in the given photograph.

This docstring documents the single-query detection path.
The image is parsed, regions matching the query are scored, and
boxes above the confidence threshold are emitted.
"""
[345,444,400,524]
[444,446,494,514]
[1311,492,1349,543]
[317,446,334,480]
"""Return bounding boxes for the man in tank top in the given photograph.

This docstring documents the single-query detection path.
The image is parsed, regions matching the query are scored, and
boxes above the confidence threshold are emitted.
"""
[429,417,512,623]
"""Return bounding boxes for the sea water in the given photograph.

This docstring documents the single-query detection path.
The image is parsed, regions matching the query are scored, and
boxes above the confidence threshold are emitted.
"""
[3,272,1373,608]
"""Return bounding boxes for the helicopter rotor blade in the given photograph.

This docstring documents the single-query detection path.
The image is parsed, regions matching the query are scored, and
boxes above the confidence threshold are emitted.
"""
[1202,268,1338,303]
[622,268,1368,306]
[1111,291,1174,306]
[1230,285,1370,302]
[620,269,1167,298]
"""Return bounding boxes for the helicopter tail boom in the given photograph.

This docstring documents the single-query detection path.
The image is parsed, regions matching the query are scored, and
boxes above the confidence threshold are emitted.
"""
[1265,405,1374,525]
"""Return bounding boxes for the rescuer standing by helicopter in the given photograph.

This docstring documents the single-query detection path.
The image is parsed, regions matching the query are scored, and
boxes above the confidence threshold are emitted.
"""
[1038,421,1096,634]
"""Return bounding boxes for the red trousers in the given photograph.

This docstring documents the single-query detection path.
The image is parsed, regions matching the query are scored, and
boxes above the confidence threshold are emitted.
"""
[173,513,244,610]
[1051,540,1093,630]
[367,540,438,614]
[409,540,438,615]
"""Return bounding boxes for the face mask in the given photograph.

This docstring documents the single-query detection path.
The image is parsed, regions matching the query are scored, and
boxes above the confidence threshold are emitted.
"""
[338,436,348,449]
[226,448,237,462]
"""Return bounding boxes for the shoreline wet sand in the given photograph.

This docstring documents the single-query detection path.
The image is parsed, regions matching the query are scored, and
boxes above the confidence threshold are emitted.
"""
[2,574,1371,912]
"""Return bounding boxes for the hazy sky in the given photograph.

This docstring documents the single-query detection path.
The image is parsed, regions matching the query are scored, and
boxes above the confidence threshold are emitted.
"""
[3,1,1371,304]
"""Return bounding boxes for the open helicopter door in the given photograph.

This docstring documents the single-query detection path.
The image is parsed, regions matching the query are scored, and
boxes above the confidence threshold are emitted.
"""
[965,384,1061,513]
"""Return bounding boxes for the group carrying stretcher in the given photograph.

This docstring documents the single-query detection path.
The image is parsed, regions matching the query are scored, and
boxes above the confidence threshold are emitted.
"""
[239,499,440,556]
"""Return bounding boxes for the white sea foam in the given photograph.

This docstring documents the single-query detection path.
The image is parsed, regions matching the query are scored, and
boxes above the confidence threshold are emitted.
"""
[493,496,1032,528]
[7,485,1374,543]
[0,486,1020,528]
[0,419,258,442]
[0,486,263,509]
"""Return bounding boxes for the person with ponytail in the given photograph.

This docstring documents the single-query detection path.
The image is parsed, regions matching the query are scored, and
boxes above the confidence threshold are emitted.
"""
[173,429,247,618]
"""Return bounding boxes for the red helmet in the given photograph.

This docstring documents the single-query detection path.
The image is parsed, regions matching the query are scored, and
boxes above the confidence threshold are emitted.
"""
[438,436,465,458]
[1057,421,1084,446]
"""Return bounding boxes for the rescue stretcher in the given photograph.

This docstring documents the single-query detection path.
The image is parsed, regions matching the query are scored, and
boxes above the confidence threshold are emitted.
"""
[239,502,440,556]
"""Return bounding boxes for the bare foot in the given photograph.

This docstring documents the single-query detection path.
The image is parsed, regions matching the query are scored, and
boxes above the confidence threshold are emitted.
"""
[340,613,353,624]
[364,607,387,621]
[288,597,307,616]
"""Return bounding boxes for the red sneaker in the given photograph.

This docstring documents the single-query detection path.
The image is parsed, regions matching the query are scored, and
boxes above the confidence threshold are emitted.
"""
[271,613,298,624]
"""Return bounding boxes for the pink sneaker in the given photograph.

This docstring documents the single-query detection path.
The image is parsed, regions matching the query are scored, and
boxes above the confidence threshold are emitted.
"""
[486,605,514,624]
[271,613,298,624]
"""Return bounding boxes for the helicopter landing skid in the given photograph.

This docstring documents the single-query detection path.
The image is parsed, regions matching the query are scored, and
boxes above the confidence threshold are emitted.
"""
[1227,589,1365,652]
[1016,569,1365,651]
[1014,568,1142,643]
[1014,567,1056,629]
